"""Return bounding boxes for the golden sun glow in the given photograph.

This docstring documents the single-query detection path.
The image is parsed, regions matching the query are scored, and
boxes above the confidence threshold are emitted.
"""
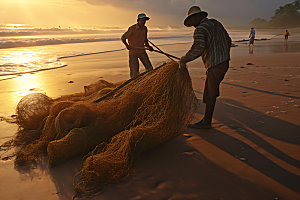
[12,73,45,103]
[0,0,138,28]
[9,50,42,66]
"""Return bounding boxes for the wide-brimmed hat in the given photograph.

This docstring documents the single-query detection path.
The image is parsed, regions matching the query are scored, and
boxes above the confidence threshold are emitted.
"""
[137,13,150,21]
[184,6,208,27]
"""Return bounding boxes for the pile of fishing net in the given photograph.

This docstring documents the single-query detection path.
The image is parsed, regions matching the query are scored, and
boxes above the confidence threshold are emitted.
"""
[12,62,197,197]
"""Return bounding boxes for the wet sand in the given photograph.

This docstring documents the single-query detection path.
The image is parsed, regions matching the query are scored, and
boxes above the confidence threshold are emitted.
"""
[0,43,300,199]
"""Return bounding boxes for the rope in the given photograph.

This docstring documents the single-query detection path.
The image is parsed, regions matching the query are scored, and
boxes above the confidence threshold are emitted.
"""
[94,62,168,103]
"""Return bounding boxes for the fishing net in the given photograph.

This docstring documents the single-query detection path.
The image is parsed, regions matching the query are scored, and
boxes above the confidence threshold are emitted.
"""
[16,93,54,130]
[12,62,197,197]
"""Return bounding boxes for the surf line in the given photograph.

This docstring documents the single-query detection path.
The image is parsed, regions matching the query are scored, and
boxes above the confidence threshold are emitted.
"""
[0,64,67,78]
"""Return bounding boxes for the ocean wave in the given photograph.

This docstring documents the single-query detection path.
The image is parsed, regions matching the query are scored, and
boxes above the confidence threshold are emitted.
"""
[0,64,67,81]
[0,38,121,49]
[0,26,126,37]
[0,34,190,49]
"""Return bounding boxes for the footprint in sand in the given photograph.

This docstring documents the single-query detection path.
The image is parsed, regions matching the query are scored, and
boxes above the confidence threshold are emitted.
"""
[183,151,197,157]
[29,88,39,91]
[183,133,192,138]
[265,111,274,115]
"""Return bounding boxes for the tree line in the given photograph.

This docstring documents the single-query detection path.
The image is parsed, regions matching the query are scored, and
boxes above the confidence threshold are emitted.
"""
[251,0,300,28]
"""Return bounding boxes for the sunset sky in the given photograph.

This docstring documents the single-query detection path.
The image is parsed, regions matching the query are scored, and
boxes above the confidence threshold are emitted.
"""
[0,0,294,28]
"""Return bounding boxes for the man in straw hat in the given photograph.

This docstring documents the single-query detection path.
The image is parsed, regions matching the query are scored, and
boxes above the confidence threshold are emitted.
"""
[122,13,154,78]
[180,6,231,129]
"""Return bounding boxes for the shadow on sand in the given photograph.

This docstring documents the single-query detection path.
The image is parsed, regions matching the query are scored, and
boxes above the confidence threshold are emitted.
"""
[12,97,300,199]
[188,97,300,194]
[223,82,300,100]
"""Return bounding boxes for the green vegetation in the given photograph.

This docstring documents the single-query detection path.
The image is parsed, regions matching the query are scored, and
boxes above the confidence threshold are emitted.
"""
[251,0,300,28]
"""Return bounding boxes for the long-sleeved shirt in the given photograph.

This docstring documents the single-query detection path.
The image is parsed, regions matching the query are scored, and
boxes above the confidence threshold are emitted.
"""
[181,18,231,70]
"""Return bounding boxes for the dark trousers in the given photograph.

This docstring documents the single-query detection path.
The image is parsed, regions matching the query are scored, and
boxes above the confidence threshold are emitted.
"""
[129,52,153,78]
[203,61,229,103]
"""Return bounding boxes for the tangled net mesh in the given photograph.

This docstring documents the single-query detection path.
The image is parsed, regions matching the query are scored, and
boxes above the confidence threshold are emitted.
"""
[12,62,197,197]
[16,93,54,130]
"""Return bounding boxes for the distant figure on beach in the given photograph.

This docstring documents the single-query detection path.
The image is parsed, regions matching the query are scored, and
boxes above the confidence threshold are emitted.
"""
[284,29,290,40]
[121,13,154,78]
[284,29,290,52]
[179,6,231,129]
[249,27,255,47]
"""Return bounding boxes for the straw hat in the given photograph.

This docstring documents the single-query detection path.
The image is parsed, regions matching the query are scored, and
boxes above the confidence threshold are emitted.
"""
[184,6,208,27]
[137,13,150,20]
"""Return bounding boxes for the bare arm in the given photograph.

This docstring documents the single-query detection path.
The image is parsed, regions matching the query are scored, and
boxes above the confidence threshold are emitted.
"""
[121,35,130,50]
[144,38,150,48]
[144,27,153,51]
[121,27,132,50]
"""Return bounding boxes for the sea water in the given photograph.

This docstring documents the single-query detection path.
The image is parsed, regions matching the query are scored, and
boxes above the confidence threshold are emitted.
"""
[0,24,299,81]
[0,25,194,81]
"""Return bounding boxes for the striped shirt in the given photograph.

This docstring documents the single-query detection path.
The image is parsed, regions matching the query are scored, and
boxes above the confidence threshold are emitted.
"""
[181,18,231,70]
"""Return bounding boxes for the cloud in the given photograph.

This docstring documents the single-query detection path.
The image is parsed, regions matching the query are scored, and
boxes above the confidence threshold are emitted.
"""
[80,0,197,26]
[82,0,196,14]
[81,0,295,26]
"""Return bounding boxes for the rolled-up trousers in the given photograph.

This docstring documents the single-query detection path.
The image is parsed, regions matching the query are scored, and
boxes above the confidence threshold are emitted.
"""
[129,52,153,78]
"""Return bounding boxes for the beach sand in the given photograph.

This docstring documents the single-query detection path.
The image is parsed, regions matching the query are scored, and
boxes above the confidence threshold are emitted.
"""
[0,43,300,199]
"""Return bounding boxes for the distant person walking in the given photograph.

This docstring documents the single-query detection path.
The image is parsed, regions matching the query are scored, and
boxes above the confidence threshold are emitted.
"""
[284,29,290,40]
[249,27,255,47]
[121,13,154,79]
[179,6,231,129]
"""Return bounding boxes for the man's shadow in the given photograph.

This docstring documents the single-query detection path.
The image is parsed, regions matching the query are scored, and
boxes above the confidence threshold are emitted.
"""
[188,97,300,194]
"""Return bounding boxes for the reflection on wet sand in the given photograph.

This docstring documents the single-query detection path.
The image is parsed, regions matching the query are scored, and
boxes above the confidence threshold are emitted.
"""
[249,45,254,54]
[284,40,289,52]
